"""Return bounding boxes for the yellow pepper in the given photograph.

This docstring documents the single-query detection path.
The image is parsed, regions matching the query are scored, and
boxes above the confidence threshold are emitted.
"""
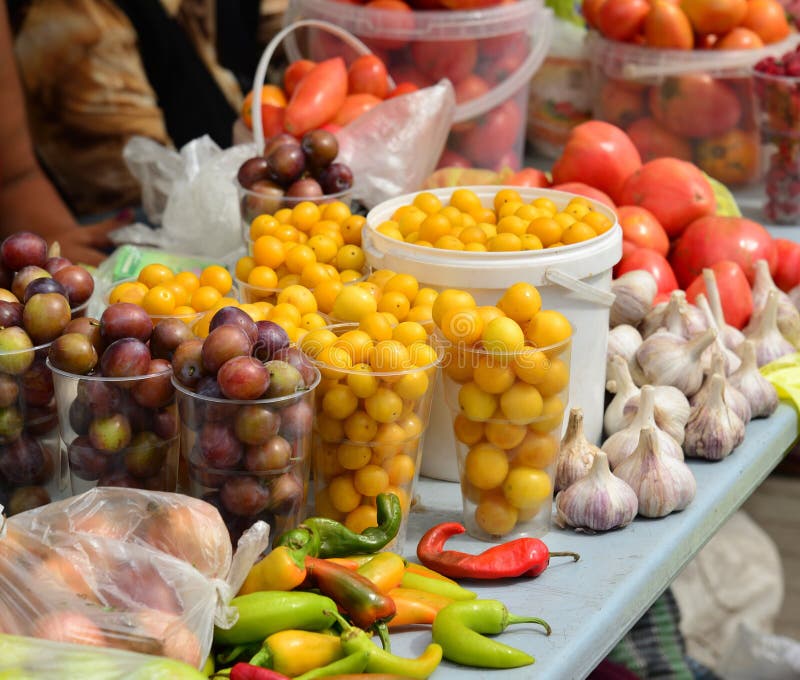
[356,552,406,594]
[239,546,307,594]
[264,629,344,676]
[388,587,454,628]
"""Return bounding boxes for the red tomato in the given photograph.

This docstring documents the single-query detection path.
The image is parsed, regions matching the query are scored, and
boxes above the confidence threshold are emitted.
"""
[347,55,390,99]
[333,93,383,127]
[616,205,670,257]
[452,75,490,133]
[772,239,800,291]
[387,82,420,99]
[284,58,348,136]
[626,117,693,162]
[506,168,551,187]
[614,248,679,295]
[596,0,651,41]
[669,215,776,288]
[240,85,286,137]
[283,60,315,98]
[551,121,642,204]
[550,182,616,209]
[364,0,415,51]
[437,149,472,169]
[685,260,753,329]
[582,0,609,28]
[411,39,478,85]
[459,99,522,167]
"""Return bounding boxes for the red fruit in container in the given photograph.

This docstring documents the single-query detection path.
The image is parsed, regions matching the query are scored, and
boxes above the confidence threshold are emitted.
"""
[362,0,415,51]
[172,339,205,388]
[220,475,271,517]
[348,54,390,99]
[284,58,348,137]
[644,1,694,49]
[333,93,383,127]
[201,325,252,375]
[411,39,477,85]
[217,356,271,401]
[132,359,174,409]
[22,292,72,344]
[1,232,48,271]
[595,0,650,41]
[100,337,151,378]
[460,99,523,167]
[199,422,243,469]
[53,265,95,306]
[209,306,259,344]
[284,60,316,98]
[100,303,153,344]
[12,265,50,301]
[626,117,693,162]
[89,413,132,453]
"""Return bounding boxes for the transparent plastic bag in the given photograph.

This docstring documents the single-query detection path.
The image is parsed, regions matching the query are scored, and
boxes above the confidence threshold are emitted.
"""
[0,488,269,668]
[0,633,207,679]
[114,135,253,259]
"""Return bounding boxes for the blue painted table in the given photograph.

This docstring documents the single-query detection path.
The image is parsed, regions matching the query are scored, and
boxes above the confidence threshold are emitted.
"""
[391,403,798,679]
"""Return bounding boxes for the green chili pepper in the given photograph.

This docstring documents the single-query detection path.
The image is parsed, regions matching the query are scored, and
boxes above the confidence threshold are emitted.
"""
[293,650,371,680]
[328,610,442,679]
[399,570,477,601]
[274,525,321,555]
[214,591,339,646]
[277,493,402,558]
[432,599,551,669]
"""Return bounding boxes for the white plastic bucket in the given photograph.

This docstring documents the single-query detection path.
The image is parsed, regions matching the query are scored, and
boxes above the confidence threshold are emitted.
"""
[284,0,552,170]
[364,186,622,481]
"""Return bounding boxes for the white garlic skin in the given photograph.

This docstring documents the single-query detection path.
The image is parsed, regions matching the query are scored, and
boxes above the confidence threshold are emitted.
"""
[610,271,658,328]
[746,259,800,348]
[604,355,640,436]
[640,301,668,339]
[663,291,708,339]
[684,374,746,461]
[789,284,800,312]
[690,361,752,425]
[614,427,697,518]
[635,327,717,398]
[556,408,601,492]
[603,385,683,469]
[555,451,638,532]
[694,293,741,376]
[621,384,690,445]
[607,324,643,372]
[744,289,795,367]
[729,340,778,419]
[702,267,745,352]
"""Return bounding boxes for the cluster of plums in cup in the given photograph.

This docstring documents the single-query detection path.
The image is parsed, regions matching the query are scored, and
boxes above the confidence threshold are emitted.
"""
[0,232,95,515]
[170,306,319,543]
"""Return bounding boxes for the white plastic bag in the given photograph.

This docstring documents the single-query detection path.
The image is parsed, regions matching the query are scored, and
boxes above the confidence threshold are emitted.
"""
[717,623,800,680]
[114,135,253,259]
[0,488,269,668]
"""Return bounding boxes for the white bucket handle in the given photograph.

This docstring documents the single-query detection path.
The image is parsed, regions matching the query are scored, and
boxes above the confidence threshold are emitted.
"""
[453,7,553,123]
[251,19,396,155]
[544,268,616,307]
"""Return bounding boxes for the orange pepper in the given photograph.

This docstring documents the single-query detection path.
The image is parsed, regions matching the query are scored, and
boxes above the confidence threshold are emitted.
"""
[238,546,307,595]
[325,555,373,570]
[387,587,454,628]
[356,552,406,594]
[403,561,460,584]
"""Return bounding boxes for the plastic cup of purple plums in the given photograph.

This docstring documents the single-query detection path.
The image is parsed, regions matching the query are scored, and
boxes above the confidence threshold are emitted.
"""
[236,129,354,242]
[49,361,180,495]
[0,339,62,516]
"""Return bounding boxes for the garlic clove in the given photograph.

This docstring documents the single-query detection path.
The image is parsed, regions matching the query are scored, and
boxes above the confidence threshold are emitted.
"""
[729,340,779,419]
[789,284,800,312]
[640,300,668,339]
[663,290,708,339]
[556,407,601,492]
[702,268,745,352]
[743,289,795,367]
[694,293,741,375]
[607,324,643,377]
[684,373,746,461]
[635,327,718,397]
[602,385,683,469]
[614,426,697,518]
[610,270,658,328]
[621,384,690,446]
[554,450,638,532]
[746,259,800,348]
[690,348,751,424]
[604,355,640,436]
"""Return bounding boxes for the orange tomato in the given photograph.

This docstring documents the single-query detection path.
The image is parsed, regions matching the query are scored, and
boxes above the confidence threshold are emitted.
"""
[284,58,348,136]
[363,0,415,51]
[387,82,419,99]
[740,0,790,44]
[679,0,747,35]
[347,54,390,99]
[715,26,765,49]
[241,85,287,137]
[644,1,694,49]
[695,129,760,186]
[333,93,384,127]
[284,59,316,98]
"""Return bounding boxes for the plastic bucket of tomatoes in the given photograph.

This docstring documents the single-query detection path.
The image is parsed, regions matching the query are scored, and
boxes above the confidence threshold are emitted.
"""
[586,31,800,188]
[283,0,553,172]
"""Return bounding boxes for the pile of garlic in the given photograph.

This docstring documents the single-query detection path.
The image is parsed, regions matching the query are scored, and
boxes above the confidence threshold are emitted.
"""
[555,262,790,534]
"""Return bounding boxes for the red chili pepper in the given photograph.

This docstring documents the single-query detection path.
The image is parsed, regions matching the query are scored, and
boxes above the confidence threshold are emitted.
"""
[304,555,397,631]
[416,522,580,580]
[228,662,291,680]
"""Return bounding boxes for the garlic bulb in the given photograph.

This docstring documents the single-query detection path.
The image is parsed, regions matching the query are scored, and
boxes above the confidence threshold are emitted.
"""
[684,374,746,461]
[621,384,691,445]
[729,340,779,419]
[702,268,745,351]
[746,259,800,348]
[607,324,643,373]
[555,451,638,532]
[604,355,640,436]
[662,290,708,339]
[690,347,751,425]
[614,426,697,518]
[640,300,668,339]
[789,284,800,312]
[602,385,683,469]
[556,408,601,491]
[744,289,795,367]
[694,293,741,375]
[610,270,658,328]
[635,327,718,397]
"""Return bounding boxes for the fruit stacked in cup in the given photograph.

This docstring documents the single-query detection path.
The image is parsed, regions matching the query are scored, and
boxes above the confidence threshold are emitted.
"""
[47,303,181,493]
[0,231,95,514]
[301,316,439,537]
[373,188,614,251]
[170,306,320,544]
[434,282,572,540]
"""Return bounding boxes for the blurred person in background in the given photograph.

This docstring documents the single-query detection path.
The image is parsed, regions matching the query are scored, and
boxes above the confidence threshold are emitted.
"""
[6,0,260,221]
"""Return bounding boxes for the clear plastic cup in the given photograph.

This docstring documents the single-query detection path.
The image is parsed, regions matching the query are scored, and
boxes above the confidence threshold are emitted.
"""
[438,333,572,541]
[173,369,320,546]
[49,362,179,495]
[309,322,440,551]
[0,341,62,515]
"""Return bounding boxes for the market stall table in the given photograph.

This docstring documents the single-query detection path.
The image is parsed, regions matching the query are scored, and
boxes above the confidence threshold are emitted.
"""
[393,403,798,679]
